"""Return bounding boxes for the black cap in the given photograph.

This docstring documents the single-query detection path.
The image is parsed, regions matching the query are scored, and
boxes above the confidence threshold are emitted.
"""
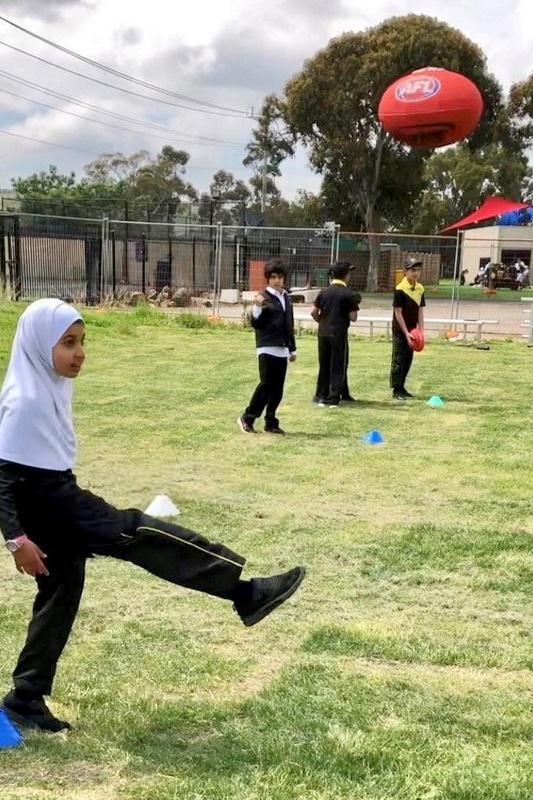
[330,261,352,279]
[404,258,423,270]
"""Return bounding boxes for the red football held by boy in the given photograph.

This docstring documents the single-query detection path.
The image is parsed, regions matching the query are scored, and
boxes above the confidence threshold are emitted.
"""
[409,328,425,352]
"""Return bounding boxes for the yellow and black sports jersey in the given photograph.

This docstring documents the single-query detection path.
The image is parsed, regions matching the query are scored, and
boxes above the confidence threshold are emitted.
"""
[392,277,425,334]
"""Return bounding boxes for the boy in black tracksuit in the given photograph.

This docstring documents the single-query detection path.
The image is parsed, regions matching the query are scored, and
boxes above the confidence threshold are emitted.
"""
[390,258,425,400]
[311,262,360,406]
[238,258,296,434]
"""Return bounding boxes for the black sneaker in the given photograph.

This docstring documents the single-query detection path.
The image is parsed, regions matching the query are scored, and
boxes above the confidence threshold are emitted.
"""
[1,690,71,733]
[237,415,256,433]
[401,389,413,398]
[234,566,306,627]
[264,426,285,435]
[392,390,406,400]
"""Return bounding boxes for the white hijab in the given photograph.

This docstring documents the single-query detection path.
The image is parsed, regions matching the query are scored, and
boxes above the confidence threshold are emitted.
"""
[0,299,83,470]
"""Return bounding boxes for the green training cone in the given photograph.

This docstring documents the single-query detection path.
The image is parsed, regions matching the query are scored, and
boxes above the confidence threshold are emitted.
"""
[426,395,445,408]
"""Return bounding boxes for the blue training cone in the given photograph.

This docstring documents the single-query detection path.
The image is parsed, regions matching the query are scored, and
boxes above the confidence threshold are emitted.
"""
[363,429,384,444]
[0,709,23,749]
[426,395,445,408]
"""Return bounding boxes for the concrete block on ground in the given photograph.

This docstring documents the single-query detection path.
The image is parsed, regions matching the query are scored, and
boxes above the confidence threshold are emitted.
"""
[220,289,241,304]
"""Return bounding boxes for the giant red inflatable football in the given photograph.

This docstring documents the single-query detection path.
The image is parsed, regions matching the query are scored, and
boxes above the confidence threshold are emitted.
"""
[409,328,425,352]
[378,66,484,148]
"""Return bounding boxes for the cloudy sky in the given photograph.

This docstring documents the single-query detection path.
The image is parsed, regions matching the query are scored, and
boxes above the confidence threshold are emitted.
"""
[0,0,531,200]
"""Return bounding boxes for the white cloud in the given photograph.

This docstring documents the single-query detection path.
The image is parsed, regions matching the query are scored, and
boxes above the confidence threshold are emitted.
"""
[0,0,531,200]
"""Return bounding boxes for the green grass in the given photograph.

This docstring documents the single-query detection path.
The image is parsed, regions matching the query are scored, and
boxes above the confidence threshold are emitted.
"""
[362,278,533,305]
[426,279,533,303]
[1,302,533,799]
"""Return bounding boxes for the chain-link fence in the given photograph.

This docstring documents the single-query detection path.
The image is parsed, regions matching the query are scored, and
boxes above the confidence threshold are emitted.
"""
[0,213,340,301]
[337,230,457,291]
[0,212,105,302]
[2,211,533,338]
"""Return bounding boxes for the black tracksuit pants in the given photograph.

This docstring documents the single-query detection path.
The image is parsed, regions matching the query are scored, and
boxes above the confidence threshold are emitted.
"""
[390,332,413,392]
[243,353,288,429]
[11,472,245,698]
[315,334,347,404]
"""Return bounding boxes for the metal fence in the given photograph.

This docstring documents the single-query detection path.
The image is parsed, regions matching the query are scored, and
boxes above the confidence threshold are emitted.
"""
[1,212,459,301]
[0,213,341,302]
[2,211,533,338]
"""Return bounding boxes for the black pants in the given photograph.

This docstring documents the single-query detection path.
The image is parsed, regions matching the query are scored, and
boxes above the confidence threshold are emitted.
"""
[243,354,288,429]
[315,334,347,404]
[342,339,351,399]
[390,332,413,392]
[11,473,245,698]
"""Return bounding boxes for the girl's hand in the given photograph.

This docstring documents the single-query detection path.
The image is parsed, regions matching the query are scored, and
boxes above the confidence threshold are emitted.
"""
[13,540,49,577]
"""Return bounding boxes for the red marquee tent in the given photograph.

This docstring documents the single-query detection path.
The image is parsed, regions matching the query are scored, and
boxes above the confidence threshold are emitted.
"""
[441,196,532,232]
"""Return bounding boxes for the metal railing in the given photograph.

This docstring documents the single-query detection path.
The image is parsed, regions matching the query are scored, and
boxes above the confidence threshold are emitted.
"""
[3,211,533,338]
[0,213,341,303]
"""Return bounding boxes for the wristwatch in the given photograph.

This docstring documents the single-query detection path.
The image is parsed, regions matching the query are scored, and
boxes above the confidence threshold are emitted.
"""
[5,535,28,553]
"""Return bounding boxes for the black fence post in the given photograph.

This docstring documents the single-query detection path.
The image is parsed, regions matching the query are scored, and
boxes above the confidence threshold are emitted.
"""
[192,236,196,292]
[232,234,238,289]
[111,229,116,296]
[84,234,102,306]
[122,199,129,283]
[0,215,5,294]
[12,215,21,301]
[241,231,249,291]
[141,233,147,294]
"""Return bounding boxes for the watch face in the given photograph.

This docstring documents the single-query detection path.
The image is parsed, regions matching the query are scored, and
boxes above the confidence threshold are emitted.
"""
[6,540,19,552]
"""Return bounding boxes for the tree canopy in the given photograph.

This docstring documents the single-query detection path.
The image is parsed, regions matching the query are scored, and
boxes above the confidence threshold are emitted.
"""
[11,147,199,221]
[410,143,533,233]
[8,14,533,255]
[281,13,505,287]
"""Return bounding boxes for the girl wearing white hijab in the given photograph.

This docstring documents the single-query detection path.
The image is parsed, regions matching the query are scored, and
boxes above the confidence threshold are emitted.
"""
[0,299,304,733]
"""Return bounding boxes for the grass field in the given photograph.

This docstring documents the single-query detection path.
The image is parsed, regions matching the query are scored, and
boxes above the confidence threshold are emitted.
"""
[426,280,533,302]
[363,279,533,306]
[1,303,533,800]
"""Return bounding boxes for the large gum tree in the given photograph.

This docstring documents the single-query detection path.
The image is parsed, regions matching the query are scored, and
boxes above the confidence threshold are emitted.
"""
[282,14,502,289]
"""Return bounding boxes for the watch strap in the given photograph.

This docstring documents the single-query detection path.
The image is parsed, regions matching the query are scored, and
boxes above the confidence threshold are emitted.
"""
[5,534,28,552]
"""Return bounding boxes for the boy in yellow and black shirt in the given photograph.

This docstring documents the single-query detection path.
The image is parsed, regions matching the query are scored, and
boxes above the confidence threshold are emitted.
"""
[390,258,425,400]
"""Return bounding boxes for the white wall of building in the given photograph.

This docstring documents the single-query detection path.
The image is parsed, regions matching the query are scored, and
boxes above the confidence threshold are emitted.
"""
[462,226,533,272]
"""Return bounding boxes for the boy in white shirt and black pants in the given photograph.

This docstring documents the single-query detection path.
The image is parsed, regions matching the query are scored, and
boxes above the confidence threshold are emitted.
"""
[238,258,297,435]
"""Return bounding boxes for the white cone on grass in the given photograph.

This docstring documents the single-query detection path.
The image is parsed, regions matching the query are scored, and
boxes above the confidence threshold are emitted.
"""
[144,494,180,517]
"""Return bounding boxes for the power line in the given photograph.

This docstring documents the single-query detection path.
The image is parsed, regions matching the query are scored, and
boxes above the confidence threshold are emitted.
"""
[0,83,247,149]
[0,14,250,116]
[0,38,250,119]
[0,127,237,173]
[0,127,103,155]
[0,68,247,146]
